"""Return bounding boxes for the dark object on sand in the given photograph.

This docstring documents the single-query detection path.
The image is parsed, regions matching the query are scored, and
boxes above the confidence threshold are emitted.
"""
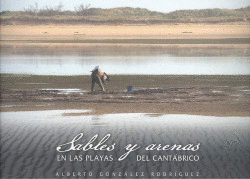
[127,86,134,92]
[91,66,110,92]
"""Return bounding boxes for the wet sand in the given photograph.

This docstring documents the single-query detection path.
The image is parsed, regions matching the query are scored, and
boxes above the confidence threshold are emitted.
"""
[1,75,250,116]
[1,111,250,178]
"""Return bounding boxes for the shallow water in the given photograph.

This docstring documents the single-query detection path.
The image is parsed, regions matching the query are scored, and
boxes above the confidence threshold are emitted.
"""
[1,55,250,75]
[1,111,250,178]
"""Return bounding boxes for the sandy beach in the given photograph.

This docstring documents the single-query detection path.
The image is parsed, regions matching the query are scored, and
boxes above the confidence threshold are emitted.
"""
[1,22,250,178]
[1,23,250,41]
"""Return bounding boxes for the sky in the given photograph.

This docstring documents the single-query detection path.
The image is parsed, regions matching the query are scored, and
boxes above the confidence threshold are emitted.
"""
[1,0,250,13]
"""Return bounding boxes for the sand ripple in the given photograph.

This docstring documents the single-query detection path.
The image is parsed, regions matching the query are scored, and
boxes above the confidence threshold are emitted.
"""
[1,111,250,178]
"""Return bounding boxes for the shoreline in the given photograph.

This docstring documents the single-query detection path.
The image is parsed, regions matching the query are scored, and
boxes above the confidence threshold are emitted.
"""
[1,101,250,117]
[1,42,249,57]
[1,38,250,44]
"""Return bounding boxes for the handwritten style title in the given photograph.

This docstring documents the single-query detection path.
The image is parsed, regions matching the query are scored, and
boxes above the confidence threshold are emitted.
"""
[56,133,200,161]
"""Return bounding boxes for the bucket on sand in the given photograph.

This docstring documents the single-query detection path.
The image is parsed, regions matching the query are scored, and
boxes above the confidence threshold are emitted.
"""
[127,86,133,92]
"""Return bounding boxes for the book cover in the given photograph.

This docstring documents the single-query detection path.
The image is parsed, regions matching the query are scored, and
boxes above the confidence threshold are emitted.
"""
[1,1,250,178]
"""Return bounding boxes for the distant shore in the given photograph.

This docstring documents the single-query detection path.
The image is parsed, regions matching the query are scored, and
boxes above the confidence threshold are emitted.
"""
[1,23,249,57]
[1,24,250,41]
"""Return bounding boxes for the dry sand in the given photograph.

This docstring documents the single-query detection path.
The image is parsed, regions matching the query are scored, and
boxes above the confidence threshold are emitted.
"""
[1,24,249,56]
[1,23,250,41]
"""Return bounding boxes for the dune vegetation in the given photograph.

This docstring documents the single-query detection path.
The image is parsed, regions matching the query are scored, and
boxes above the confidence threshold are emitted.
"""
[1,4,249,25]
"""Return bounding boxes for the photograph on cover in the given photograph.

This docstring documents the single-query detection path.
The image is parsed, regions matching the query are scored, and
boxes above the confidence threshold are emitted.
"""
[1,0,250,178]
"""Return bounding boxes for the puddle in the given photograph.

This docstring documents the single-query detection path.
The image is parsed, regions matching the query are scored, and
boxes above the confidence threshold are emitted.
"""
[212,90,224,93]
[1,105,26,108]
[239,90,250,93]
[21,83,50,85]
[40,88,87,94]
[0,104,54,108]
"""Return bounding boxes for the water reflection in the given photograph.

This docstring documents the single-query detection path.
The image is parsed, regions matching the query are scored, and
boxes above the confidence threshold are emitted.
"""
[1,55,250,75]
[2,44,249,57]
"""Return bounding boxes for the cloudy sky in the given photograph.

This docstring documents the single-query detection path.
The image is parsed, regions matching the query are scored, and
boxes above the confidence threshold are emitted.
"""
[1,0,250,12]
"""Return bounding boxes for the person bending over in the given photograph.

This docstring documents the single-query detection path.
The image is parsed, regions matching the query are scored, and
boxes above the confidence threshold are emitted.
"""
[91,66,109,92]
